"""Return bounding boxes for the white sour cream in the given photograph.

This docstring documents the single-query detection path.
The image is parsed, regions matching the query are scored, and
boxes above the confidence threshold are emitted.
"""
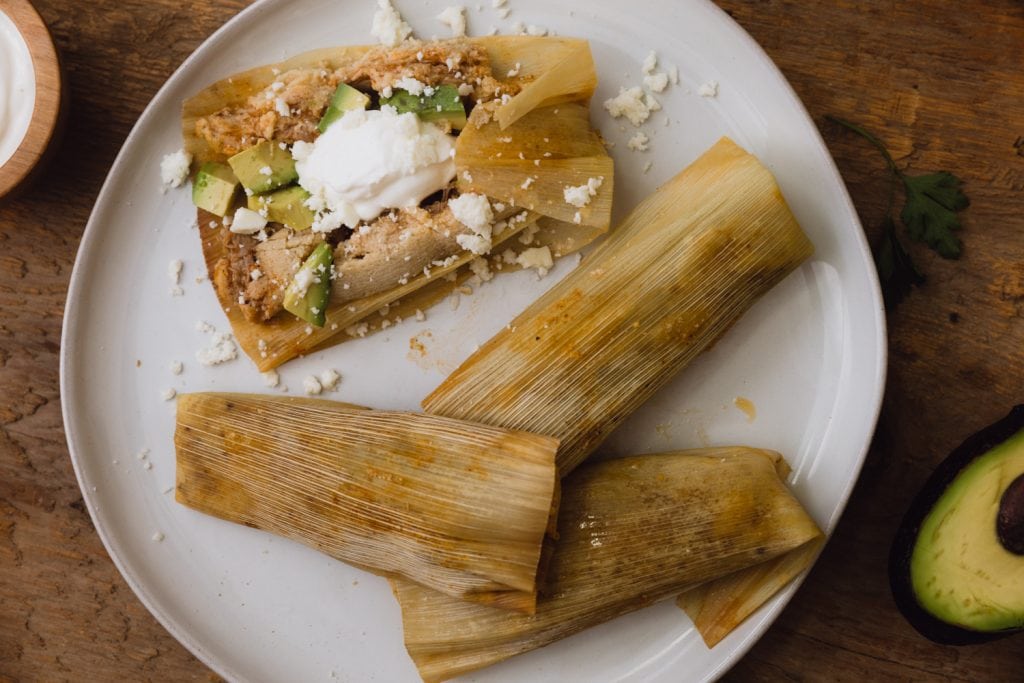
[0,10,35,168]
[293,106,456,231]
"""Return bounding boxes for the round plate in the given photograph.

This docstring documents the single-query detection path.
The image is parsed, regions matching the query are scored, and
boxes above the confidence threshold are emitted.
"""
[61,1,886,681]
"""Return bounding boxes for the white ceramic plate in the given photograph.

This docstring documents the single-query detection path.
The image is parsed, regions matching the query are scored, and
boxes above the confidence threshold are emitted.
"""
[61,0,886,681]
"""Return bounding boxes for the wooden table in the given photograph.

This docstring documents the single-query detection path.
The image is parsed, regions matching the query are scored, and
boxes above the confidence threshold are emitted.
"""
[1,1,1021,680]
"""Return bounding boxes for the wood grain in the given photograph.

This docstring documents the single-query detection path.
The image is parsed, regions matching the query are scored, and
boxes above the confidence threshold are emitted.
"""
[0,1,1022,681]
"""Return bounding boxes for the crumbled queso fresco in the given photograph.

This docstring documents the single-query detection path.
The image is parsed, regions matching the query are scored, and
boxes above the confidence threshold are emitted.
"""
[449,192,495,255]
[603,87,656,126]
[371,0,413,46]
[698,80,720,98]
[437,6,467,37]
[563,177,604,208]
[160,149,191,189]
[516,246,553,277]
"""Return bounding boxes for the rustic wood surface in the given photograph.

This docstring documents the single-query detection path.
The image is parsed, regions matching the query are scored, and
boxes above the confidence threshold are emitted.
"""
[1,0,1021,681]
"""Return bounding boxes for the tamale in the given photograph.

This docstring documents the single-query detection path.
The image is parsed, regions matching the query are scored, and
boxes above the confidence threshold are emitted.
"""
[174,393,558,612]
[423,137,815,476]
[181,37,612,370]
[393,448,823,683]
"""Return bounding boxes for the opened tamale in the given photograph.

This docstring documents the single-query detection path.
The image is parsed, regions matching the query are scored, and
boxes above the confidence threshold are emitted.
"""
[181,37,612,371]
[392,447,823,683]
[174,392,558,613]
[423,137,815,476]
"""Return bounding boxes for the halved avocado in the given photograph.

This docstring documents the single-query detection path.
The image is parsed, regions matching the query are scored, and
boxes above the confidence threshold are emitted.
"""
[890,405,1024,644]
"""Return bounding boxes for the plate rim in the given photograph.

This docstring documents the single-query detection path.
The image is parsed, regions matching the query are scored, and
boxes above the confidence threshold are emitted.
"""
[59,0,888,680]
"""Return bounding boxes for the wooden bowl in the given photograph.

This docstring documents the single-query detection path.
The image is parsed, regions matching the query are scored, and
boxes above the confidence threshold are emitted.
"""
[0,0,62,200]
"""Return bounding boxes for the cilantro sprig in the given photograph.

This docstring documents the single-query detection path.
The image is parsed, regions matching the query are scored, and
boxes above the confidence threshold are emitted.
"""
[827,116,970,308]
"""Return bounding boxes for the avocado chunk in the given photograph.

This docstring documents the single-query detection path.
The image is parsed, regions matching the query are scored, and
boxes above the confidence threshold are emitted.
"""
[191,162,239,217]
[381,84,467,129]
[283,242,333,327]
[318,83,370,133]
[891,405,1024,644]
[228,140,298,194]
[248,186,316,231]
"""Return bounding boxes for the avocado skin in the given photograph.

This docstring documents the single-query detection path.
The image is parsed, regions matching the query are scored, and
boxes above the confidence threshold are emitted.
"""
[889,404,1024,645]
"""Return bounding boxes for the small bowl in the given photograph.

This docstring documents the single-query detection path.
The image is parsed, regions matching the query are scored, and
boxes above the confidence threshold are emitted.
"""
[0,0,62,201]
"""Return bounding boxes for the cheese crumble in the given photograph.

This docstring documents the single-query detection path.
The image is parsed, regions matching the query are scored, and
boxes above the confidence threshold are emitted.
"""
[303,375,323,395]
[450,192,495,255]
[698,80,719,98]
[628,132,650,152]
[603,87,653,126]
[563,177,604,208]
[160,149,192,189]
[320,369,341,391]
[517,246,553,277]
[372,0,413,46]
[437,6,467,37]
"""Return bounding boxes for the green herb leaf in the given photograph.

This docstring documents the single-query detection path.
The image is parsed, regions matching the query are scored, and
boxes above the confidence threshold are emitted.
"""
[827,115,971,308]
[900,172,970,259]
[876,216,924,309]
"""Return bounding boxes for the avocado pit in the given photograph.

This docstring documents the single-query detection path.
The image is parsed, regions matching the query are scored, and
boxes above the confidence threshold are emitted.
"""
[997,473,1024,555]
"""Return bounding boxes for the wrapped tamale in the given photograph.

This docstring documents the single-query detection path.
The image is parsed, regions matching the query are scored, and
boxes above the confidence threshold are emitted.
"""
[180,37,611,370]
[393,448,823,682]
[423,137,815,476]
[174,393,558,613]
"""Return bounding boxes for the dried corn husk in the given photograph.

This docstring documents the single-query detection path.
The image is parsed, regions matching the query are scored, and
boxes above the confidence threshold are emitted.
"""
[182,37,609,370]
[483,37,597,129]
[457,103,613,231]
[424,137,814,476]
[677,535,825,647]
[393,448,823,683]
[174,392,558,612]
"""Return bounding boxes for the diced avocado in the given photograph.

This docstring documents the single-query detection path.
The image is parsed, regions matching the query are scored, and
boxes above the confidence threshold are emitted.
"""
[247,185,316,231]
[283,243,333,327]
[381,84,467,129]
[191,162,239,217]
[318,83,370,133]
[228,140,298,194]
[891,404,1024,644]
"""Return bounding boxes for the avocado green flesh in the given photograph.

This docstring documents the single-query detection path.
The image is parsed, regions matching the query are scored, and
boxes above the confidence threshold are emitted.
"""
[248,186,315,231]
[381,85,467,129]
[318,83,370,133]
[228,140,298,194]
[910,428,1024,632]
[283,243,332,327]
[191,162,239,217]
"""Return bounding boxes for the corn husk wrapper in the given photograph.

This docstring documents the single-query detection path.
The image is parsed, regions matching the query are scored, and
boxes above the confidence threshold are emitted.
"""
[424,137,815,476]
[477,36,596,129]
[174,392,558,612]
[181,37,608,370]
[393,448,823,683]
[677,535,825,647]
[457,103,613,231]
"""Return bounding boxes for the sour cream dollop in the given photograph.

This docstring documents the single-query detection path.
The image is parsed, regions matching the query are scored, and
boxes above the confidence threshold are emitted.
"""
[0,10,36,168]
[293,106,456,232]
